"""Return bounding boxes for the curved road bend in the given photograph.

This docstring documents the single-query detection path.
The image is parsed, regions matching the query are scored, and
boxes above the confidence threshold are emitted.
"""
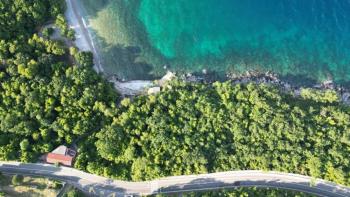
[1,162,350,197]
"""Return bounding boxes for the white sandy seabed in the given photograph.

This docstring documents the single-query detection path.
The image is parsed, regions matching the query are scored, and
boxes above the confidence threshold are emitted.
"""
[64,0,161,95]
[63,0,350,102]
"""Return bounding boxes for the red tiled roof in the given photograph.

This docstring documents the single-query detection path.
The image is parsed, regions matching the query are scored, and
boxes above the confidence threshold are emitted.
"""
[46,153,73,166]
[47,153,72,161]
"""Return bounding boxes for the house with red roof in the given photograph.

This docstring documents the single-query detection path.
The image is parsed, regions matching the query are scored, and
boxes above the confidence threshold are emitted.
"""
[44,145,77,167]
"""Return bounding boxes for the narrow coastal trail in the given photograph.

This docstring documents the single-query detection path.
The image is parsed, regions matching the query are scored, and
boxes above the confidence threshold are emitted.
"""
[65,0,158,96]
[65,0,103,73]
[1,162,350,197]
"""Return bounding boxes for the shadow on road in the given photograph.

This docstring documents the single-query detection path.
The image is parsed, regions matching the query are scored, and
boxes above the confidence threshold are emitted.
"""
[154,177,349,197]
[3,164,350,197]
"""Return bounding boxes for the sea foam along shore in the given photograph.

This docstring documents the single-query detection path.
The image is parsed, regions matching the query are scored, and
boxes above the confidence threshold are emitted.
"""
[65,0,103,73]
[65,0,157,95]
[64,0,350,101]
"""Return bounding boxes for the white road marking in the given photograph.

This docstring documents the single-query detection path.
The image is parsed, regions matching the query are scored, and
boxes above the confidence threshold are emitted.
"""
[1,162,350,197]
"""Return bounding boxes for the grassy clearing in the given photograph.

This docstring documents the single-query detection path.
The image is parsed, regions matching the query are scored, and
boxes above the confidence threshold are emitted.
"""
[0,173,63,197]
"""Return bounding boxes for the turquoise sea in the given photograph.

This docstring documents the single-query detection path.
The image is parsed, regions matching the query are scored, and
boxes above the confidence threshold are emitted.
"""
[78,0,350,84]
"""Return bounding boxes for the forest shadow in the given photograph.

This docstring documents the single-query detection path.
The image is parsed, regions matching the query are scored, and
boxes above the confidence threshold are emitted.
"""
[154,177,347,197]
[82,182,129,197]
[156,178,237,194]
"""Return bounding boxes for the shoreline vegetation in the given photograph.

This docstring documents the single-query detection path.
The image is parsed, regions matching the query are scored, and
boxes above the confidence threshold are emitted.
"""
[66,0,350,102]
[65,0,156,95]
[1,0,350,194]
[74,0,350,84]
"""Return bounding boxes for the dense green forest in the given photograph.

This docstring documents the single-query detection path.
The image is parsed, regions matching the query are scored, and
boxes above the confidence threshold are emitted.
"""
[76,81,350,186]
[0,0,118,162]
[1,0,350,193]
[155,187,315,197]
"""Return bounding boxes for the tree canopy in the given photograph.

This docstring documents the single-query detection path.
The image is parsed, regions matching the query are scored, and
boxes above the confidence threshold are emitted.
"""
[1,0,350,192]
[0,0,64,42]
[0,0,118,162]
[75,81,350,186]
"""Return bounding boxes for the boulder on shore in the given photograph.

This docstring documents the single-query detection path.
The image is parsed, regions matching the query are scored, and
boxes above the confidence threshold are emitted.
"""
[159,71,176,86]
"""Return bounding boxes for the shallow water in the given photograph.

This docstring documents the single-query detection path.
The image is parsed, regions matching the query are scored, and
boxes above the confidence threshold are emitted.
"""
[78,0,350,84]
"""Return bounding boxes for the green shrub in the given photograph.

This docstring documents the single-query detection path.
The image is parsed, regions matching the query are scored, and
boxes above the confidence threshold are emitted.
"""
[11,175,24,186]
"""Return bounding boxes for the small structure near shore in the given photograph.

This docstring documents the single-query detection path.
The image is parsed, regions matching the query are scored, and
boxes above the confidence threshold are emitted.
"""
[148,87,161,95]
[146,71,176,95]
[158,71,176,86]
[43,145,76,167]
[110,72,177,96]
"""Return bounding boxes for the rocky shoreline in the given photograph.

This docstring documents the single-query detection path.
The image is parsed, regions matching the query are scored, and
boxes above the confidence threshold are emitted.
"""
[232,71,349,102]
[191,70,350,105]
[64,0,350,104]
[65,0,350,105]
[111,69,350,105]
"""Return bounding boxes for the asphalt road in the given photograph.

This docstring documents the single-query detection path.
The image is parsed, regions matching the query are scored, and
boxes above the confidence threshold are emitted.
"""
[1,162,350,197]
